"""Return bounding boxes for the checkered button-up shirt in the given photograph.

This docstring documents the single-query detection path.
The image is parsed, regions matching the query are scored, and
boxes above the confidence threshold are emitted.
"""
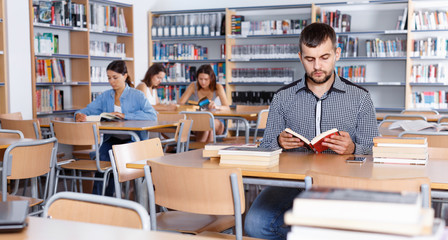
[260,74,379,155]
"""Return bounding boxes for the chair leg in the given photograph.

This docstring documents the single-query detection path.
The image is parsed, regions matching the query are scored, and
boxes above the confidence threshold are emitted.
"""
[22,179,29,196]
[54,169,60,194]
[125,181,131,199]
[72,170,77,192]
[78,171,84,193]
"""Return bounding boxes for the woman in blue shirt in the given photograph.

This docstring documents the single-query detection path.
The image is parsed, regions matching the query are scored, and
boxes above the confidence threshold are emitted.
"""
[75,60,157,196]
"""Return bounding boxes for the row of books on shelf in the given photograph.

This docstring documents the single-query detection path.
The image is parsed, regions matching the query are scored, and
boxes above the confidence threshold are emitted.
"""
[232,91,275,105]
[338,36,358,57]
[413,10,448,31]
[156,85,186,104]
[366,38,406,58]
[35,58,66,83]
[34,33,59,55]
[396,8,408,31]
[231,44,299,60]
[335,65,366,83]
[90,66,107,83]
[89,3,127,33]
[285,187,443,240]
[231,68,294,83]
[230,15,310,36]
[317,10,351,33]
[411,37,448,57]
[89,41,126,58]
[411,63,448,83]
[162,63,225,83]
[32,0,86,28]
[372,137,428,165]
[152,13,225,37]
[413,91,448,109]
[152,42,215,61]
[36,88,64,113]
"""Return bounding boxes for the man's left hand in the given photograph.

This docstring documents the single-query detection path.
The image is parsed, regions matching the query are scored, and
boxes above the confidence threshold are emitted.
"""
[321,131,355,154]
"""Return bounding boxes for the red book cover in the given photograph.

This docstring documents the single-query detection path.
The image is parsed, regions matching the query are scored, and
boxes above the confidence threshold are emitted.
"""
[285,128,340,153]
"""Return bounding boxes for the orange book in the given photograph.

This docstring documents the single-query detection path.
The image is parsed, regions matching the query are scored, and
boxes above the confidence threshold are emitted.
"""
[285,128,340,153]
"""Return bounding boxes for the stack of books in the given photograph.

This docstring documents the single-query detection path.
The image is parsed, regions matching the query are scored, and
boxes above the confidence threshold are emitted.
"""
[373,137,428,165]
[285,188,444,240]
[202,143,257,158]
[217,147,282,168]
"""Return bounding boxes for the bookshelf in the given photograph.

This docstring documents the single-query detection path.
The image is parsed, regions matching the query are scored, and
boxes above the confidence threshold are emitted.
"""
[0,0,7,114]
[143,0,448,112]
[28,0,134,118]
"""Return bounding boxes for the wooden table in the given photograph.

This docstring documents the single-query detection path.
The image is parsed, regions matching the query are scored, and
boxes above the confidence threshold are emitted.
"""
[376,112,446,122]
[127,149,448,197]
[38,118,178,141]
[1,216,219,240]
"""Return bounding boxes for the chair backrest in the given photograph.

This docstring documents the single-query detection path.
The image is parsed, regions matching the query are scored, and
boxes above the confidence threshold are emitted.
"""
[253,109,269,143]
[0,129,24,139]
[144,162,244,235]
[110,138,164,187]
[378,120,403,137]
[157,113,186,122]
[438,116,448,124]
[50,121,100,146]
[0,118,41,139]
[401,109,439,115]
[305,171,431,208]
[174,119,193,153]
[2,137,58,201]
[43,192,150,230]
[180,111,216,143]
[0,112,22,120]
[383,114,426,121]
[399,131,448,148]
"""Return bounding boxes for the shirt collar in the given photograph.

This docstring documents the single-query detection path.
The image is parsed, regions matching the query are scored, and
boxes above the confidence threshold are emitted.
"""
[109,84,131,98]
[295,72,347,94]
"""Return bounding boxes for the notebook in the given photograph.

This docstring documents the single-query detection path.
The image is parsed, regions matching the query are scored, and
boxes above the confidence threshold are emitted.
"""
[0,201,29,232]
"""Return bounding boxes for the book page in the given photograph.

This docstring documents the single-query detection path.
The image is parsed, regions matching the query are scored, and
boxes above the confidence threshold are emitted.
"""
[285,128,311,145]
[310,128,339,145]
[388,120,436,132]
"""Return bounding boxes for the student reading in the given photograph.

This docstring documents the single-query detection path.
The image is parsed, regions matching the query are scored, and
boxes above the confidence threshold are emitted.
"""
[136,63,177,111]
[244,23,379,240]
[75,60,157,196]
[178,64,230,142]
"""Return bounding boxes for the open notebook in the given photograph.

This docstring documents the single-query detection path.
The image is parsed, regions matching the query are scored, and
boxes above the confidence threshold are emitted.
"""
[0,200,29,232]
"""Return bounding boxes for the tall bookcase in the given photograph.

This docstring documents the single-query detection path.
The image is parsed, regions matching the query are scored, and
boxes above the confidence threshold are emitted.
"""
[147,0,448,113]
[29,0,134,118]
[0,0,8,114]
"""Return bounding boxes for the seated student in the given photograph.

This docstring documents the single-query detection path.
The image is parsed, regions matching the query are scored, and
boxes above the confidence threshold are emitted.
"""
[244,23,379,240]
[136,63,177,111]
[75,60,156,196]
[178,64,230,142]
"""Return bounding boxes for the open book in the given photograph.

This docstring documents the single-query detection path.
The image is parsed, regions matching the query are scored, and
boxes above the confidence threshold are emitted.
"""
[85,113,121,122]
[187,97,210,110]
[389,120,448,132]
[285,128,340,153]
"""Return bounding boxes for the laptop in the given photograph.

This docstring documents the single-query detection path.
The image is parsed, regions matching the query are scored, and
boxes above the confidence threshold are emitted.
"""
[0,200,29,232]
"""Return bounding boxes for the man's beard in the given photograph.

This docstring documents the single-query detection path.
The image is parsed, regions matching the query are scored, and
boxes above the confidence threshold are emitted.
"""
[306,71,332,84]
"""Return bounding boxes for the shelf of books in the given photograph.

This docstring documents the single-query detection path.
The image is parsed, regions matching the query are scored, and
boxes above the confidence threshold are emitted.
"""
[29,0,134,117]
[0,0,7,114]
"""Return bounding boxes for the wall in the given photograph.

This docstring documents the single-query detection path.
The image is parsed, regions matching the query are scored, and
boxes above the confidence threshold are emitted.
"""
[5,0,371,117]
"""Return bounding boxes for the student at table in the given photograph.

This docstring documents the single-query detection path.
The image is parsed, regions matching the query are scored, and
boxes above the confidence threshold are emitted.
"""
[75,60,157,196]
[136,63,177,111]
[244,23,380,240]
[178,64,230,142]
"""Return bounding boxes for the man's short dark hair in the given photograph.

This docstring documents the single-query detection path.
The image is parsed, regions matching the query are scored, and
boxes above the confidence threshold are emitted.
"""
[299,23,337,52]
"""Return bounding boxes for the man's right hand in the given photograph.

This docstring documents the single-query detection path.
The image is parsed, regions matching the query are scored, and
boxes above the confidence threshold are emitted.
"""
[75,113,86,122]
[278,130,304,150]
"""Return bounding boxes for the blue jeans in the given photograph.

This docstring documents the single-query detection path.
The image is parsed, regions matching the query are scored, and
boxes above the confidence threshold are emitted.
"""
[91,136,133,196]
[244,187,302,240]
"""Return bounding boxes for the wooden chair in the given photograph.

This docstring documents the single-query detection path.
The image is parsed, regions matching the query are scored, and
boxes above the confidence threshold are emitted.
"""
[253,109,269,143]
[50,121,112,195]
[0,112,22,120]
[180,111,216,149]
[377,120,403,137]
[43,191,150,230]
[163,119,193,153]
[0,118,41,139]
[109,138,164,200]
[144,162,245,239]
[401,109,439,115]
[399,131,448,148]
[383,114,426,121]
[304,171,431,208]
[0,129,23,139]
[1,137,58,212]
